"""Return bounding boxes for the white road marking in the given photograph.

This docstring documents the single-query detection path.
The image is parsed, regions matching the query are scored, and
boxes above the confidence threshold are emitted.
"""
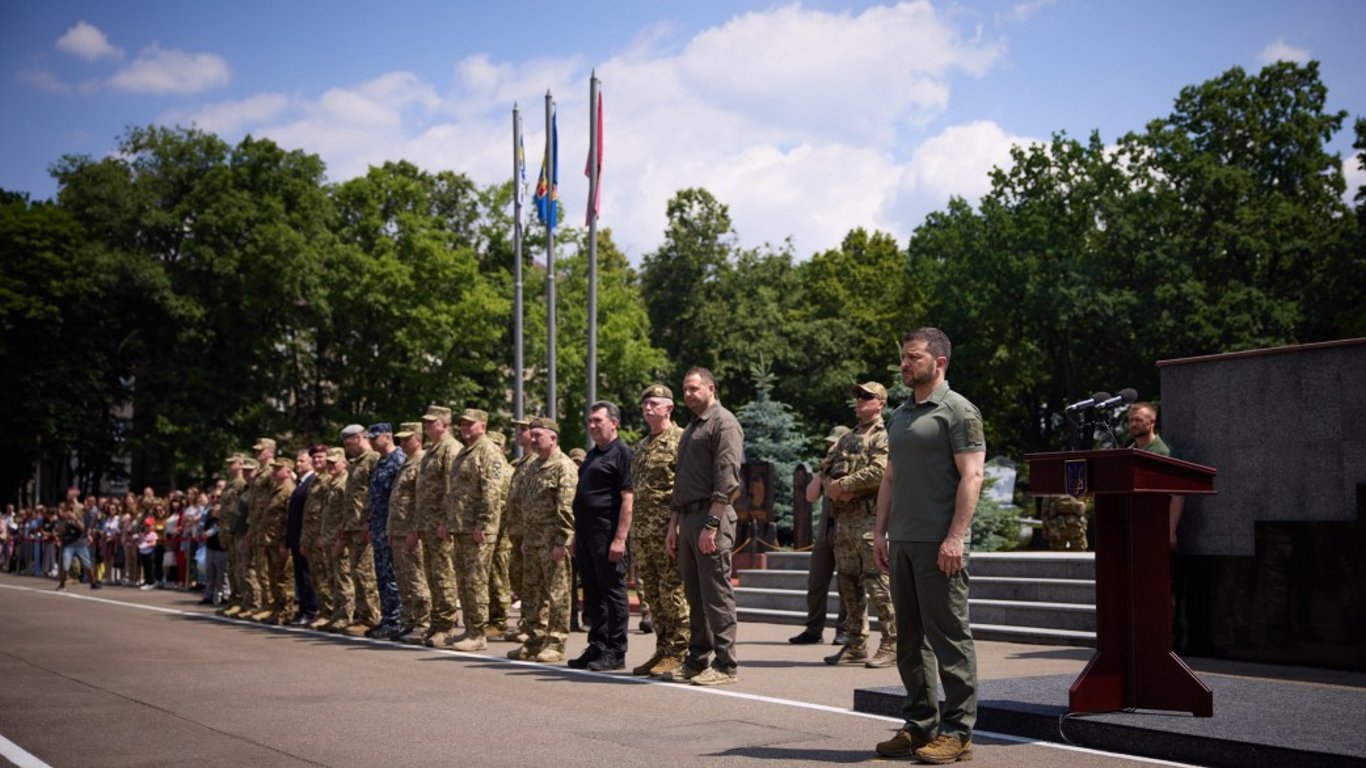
[0,733,55,768]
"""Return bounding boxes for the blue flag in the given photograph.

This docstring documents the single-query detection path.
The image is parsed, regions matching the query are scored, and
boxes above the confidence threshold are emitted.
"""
[534,111,558,231]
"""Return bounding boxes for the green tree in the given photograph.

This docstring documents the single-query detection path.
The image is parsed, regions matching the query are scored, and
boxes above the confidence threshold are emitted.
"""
[734,358,806,536]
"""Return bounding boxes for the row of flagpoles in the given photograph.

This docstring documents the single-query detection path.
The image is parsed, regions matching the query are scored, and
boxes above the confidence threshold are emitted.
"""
[510,72,603,448]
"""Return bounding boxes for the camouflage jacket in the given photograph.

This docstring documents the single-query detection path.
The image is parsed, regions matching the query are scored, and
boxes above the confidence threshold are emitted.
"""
[503,453,535,538]
[630,422,683,539]
[258,478,295,547]
[825,416,888,511]
[415,434,462,531]
[386,447,423,539]
[342,449,380,532]
[521,448,577,549]
[447,435,510,535]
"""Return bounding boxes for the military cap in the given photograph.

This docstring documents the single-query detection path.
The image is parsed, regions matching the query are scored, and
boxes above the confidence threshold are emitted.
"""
[488,431,506,447]
[340,423,366,439]
[224,453,246,465]
[824,425,851,443]
[458,408,489,424]
[568,447,587,461]
[242,458,260,470]
[326,447,346,463]
[252,437,276,451]
[510,417,530,428]
[394,422,422,439]
[852,381,888,401]
[422,405,452,422]
[366,422,393,439]
[529,416,560,434]
[270,457,295,471]
[640,383,674,402]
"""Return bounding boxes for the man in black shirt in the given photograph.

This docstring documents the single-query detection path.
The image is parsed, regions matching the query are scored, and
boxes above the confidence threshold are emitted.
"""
[569,401,635,671]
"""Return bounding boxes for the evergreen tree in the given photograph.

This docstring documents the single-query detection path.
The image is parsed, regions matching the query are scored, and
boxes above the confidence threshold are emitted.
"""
[734,357,806,538]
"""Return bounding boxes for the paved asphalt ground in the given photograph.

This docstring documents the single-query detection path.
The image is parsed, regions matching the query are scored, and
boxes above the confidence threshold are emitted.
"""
[0,571,1203,768]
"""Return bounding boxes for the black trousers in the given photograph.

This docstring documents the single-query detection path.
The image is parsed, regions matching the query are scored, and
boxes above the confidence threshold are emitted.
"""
[575,527,629,659]
[290,546,318,617]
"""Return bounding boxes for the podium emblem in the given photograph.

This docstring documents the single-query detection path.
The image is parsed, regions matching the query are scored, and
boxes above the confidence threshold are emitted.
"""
[1064,459,1088,498]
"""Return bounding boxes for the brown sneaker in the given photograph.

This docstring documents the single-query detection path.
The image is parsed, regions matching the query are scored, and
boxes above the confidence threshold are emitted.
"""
[875,728,931,758]
[648,656,684,677]
[451,634,487,651]
[658,660,706,682]
[824,644,868,665]
[631,651,666,676]
[220,605,242,617]
[915,734,973,764]
[865,642,897,668]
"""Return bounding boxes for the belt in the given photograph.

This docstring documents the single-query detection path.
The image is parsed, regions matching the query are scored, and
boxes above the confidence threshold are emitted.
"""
[684,499,711,512]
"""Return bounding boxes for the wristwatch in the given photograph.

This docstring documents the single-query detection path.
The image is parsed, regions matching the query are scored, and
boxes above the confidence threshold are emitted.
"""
[704,516,721,530]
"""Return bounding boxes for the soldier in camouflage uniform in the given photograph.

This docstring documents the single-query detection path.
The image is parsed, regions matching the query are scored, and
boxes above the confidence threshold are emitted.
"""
[507,417,577,663]
[1041,496,1088,550]
[300,447,337,627]
[315,448,349,630]
[216,454,247,616]
[444,408,510,651]
[485,430,513,638]
[242,438,277,620]
[824,382,897,668]
[256,457,297,624]
[416,405,463,647]
[228,458,259,616]
[501,419,536,643]
[388,423,429,640]
[366,423,406,639]
[331,424,380,636]
[628,384,689,677]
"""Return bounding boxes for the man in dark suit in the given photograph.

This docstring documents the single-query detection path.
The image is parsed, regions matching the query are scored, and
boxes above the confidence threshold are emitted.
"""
[287,446,326,625]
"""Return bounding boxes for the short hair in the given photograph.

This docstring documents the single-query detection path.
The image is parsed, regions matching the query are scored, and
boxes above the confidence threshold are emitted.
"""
[589,400,621,424]
[901,327,952,361]
[1131,401,1157,417]
[684,367,716,387]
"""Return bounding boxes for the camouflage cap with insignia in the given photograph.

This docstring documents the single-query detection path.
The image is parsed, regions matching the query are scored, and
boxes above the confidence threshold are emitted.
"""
[459,408,489,424]
[852,381,888,401]
[529,416,560,434]
[326,447,346,463]
[270,457,295,470]
[510,417,530,428]
[251,437,276,451]
[488,431,506,447]
[824,425,851,443]
[242,458,260,470]
[640,383,673,402]
[394,421,423,439]
[421,405,452,422]
[568,447,586,461]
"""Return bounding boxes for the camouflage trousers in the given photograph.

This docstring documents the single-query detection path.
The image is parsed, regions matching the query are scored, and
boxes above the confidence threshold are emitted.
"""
[370,525,401,628]
[236,536,261,611]
[522,538,571,653]
[453,534,493,635]
[392,531,430,631]
[834,507,896,649]
[308,542,336,621]
[261,541,295,617]
[421,530,459,633]
[507,534,526,634]
[488,529,511,632]
[220,531,239,605]
[332,531,379,626]
[634,527,689,657]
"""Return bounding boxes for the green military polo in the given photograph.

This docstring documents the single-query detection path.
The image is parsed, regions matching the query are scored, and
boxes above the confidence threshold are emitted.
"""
[885,380,986,543]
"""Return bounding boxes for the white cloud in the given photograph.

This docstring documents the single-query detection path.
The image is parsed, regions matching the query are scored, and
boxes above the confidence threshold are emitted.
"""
[1257,39,1310,65]
[17,69,73,94]
[166,93,291,136]
[995,0,1054,26]
[108,44,231,94]
[55,21,124,61]
[162,1,1009,259]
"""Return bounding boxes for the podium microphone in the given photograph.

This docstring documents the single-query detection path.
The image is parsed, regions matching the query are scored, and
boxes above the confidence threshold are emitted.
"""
[1095,388,1138,410]
[1064,392,1111,413]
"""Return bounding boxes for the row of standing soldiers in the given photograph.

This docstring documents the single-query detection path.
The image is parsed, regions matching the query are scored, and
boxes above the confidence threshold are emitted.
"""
[214,396,692,670]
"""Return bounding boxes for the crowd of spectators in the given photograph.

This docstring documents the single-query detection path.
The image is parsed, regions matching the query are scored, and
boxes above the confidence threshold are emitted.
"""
[1,484,227,601]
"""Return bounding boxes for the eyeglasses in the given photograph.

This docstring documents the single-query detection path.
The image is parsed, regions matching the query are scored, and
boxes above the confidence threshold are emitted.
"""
[854,392,880,401]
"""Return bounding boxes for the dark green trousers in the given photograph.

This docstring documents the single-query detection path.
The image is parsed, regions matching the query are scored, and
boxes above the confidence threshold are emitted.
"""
[889,540,977,739]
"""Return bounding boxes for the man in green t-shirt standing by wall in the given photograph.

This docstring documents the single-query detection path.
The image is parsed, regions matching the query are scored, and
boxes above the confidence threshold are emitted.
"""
[872,327,985,765]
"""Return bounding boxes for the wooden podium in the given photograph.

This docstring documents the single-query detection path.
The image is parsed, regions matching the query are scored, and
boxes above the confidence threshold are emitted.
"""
[1026,448,1216,717]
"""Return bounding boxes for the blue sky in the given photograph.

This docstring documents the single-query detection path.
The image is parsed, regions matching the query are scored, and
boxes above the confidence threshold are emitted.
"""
[2,1,1363,260]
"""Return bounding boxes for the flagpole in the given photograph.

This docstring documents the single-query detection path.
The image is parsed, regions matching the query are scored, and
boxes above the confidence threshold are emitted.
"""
[512,104,525,454]
[544,90,557,424]
[585,72,599,436]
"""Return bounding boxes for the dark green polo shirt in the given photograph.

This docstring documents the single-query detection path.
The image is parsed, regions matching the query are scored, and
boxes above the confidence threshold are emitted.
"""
[886,380,986,543]
[1133,434,1171,456]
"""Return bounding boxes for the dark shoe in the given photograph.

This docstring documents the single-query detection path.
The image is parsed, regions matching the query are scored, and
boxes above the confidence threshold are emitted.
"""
[915,734,973,764]
[875,728,931,758]
[824,645,869,666]
[566,649,599,670]
[364,625,392,639]
[639,617,654,634]
[833,631,849,646]
[289,614,316,627]
[586,655,624,672]
[90,582,102,590]
[788,630,822,645]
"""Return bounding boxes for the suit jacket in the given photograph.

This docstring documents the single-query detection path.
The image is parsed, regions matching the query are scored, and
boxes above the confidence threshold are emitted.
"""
[286,472,317,550]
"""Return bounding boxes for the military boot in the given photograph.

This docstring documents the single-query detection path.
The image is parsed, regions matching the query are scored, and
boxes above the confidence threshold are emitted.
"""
[866,641,897,668]
[824,644,868,665]
[451,632,488,651]
[631,651,667,676]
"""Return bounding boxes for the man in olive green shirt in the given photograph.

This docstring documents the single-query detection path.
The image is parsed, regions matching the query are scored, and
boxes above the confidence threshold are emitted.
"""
[1127,401,1185,549]
[873,328,985,765]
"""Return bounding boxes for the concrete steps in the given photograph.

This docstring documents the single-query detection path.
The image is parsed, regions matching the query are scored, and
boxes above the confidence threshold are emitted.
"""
[735,550,1096,646]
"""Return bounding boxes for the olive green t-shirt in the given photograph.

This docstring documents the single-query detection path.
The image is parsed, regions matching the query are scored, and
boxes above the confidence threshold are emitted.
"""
[1134,434,1171,457]
[885,380,986,543]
